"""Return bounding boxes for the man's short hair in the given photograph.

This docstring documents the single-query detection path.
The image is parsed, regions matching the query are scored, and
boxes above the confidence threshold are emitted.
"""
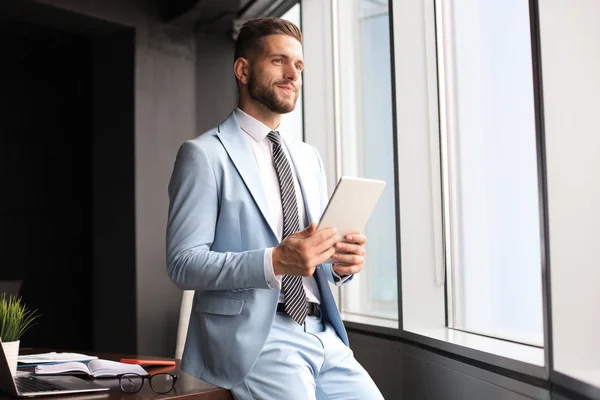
[234,17,302,62]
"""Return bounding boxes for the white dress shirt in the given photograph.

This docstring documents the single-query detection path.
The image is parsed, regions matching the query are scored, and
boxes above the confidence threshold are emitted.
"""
[235,108,322,304]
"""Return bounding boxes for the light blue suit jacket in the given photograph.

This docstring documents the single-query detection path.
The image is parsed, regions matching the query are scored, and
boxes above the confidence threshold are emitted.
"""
[166,112,350,389]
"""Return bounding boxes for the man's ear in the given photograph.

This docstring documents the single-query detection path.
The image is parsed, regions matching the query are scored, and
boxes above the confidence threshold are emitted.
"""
[234,58,250,85]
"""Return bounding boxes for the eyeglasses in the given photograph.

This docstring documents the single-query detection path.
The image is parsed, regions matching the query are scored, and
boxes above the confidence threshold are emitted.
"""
[118,373,178,394]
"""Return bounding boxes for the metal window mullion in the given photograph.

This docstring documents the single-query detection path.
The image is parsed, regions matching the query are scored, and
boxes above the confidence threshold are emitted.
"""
[436,0,461,330]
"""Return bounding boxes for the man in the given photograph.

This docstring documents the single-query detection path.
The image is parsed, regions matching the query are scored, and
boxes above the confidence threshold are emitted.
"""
[167,17,383,400]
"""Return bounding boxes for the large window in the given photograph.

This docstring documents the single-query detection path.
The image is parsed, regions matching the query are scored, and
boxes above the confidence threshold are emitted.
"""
[297,0,398,328]
[439,0,544,346]
[333,0,398,326]
[302,0,600,397]
[392,0,545,372]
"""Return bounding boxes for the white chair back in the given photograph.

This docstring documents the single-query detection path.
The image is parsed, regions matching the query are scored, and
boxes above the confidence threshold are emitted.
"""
[175,290,195,360]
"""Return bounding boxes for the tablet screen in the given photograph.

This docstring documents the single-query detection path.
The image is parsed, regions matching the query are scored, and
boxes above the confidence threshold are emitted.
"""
[316,176,386,237]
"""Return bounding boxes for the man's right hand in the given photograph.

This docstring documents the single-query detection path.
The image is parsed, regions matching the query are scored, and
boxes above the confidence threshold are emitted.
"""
[272,222,339,277]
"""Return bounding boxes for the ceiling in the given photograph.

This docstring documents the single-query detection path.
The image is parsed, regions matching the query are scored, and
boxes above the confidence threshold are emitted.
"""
[162,0,298,34]
[0,0,298,41]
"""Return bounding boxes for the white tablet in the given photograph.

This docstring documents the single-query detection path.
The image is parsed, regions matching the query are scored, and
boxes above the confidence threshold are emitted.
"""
[316,176,386,238]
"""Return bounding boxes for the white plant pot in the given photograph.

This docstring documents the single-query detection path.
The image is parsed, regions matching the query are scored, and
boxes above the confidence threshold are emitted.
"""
[1,340,19,377]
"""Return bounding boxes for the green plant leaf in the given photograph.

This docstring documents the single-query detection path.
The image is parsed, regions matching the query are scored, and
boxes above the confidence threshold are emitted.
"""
[0,294,41,342]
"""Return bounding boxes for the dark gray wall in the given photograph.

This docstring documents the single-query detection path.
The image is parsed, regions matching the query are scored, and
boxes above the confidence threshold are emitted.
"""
[0,0,197,356]
[349,330,599,400]
[133,19,195,358]
[348,331,549,400]
[33,0,197,357]
[2,0,234,358]
[195,32,237,133]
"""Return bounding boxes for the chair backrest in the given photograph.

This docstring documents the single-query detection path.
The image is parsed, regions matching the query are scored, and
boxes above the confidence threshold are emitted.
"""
[175,290,195,360]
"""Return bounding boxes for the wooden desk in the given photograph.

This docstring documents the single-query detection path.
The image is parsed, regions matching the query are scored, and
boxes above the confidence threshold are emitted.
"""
[0,351,233,400]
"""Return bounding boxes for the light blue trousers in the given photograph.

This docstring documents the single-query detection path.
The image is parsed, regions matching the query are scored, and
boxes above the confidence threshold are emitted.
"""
[231,312,384,400]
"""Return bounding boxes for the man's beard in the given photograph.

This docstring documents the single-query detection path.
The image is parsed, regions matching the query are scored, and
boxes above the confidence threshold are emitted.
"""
[248,71,299,114]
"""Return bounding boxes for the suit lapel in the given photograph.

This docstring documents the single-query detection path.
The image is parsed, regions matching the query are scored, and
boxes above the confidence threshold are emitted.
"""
[217,113,279,241]
[283,136,320,225]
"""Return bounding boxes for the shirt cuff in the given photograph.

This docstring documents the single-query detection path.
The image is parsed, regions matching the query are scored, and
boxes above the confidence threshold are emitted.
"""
[332,269,352,286]
[264,247,282,290]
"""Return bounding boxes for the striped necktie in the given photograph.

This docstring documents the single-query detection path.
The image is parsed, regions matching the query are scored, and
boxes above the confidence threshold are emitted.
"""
[267,130,308,325]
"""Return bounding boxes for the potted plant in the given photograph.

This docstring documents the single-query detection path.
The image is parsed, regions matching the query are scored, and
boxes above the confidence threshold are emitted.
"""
[0,294,40,376]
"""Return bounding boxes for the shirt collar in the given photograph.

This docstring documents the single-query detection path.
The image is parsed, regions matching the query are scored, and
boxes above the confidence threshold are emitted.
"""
[235,107,280,143]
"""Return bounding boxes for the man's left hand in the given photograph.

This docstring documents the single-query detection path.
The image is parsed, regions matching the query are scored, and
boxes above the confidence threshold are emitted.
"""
[331,233,367,277]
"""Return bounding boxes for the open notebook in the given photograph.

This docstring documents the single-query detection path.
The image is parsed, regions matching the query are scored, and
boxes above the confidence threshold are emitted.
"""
[0,338,108,398]
[35,359,147,378]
